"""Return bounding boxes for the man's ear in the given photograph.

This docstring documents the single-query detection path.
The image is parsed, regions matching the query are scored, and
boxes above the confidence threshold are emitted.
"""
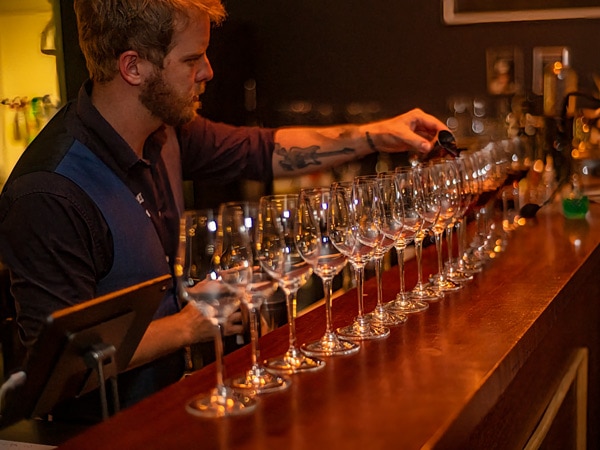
[119,51,144,86]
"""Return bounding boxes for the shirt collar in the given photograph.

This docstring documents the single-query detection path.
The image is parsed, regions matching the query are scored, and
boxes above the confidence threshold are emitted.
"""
[76,80,164,172]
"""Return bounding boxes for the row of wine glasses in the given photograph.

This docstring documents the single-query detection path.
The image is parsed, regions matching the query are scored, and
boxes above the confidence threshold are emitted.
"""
[175,139,525,418]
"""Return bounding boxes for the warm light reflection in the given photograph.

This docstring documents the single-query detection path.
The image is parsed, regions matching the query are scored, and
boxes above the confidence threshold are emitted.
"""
[533,159,544,173]
[552,61,563,75]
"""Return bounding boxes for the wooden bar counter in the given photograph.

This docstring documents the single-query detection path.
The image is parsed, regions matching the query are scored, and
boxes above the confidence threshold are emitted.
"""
[58,202,600,450]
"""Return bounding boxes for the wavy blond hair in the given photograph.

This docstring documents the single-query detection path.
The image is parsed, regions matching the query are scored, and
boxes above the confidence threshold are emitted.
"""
[74,0,226,82]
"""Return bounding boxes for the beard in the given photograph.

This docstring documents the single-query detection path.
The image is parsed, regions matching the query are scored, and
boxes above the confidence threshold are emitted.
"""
[139,69,201,127]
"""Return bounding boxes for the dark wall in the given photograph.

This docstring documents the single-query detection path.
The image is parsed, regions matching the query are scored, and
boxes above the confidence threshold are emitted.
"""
[201,1,600,126]
[57,0,88,101]
[59,0,600,124]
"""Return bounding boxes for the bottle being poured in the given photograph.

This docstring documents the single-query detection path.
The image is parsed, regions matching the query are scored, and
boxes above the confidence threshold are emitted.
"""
[419,130,465,162]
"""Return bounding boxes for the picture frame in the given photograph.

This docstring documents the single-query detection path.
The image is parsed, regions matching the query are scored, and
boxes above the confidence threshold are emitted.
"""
[486,46,523,96]
[532,46,570,95]
[443,0,600,25]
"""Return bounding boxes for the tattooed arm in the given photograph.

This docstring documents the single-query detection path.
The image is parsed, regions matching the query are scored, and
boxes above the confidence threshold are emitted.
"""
[271,108,447,177]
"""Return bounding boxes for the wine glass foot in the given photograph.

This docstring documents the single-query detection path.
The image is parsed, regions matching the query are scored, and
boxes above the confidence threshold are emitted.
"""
[265,348,325,374]
[445,268,474,283]
[186,385,257,418]
[301,331,360,357]
[336,317,390,341]
[365,306,408,326]
[408,283,443,302]
[459,258,483,275]
[385,294,429,314]
[429,274,462,292]
[230,365,290,395]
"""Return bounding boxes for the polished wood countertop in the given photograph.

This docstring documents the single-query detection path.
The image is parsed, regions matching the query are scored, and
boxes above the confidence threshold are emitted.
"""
[58,203,600,450]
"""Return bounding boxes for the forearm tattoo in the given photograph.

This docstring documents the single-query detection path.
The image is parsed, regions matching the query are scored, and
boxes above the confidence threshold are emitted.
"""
[274,144,356,171]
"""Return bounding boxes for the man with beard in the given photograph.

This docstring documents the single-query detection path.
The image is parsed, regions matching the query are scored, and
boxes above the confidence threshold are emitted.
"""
[0,0,447,418]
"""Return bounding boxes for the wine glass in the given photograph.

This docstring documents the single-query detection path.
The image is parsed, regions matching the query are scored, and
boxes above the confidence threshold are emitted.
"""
[356,174,408,326]
[460,149,489,272]
[385,167,429,314]
[427,160,462,293]
[444,155,476,283]
[227,202,290,394]
[296,187,360,357]
[176,209,256,417]
[471,144,509,261]
[487,143,511,254]
[408,163,444,302]
[329,181,390,341]
[257,194,325,374]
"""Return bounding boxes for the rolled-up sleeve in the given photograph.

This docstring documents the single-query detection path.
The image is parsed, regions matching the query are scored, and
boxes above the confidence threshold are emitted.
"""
[178,117,275,186]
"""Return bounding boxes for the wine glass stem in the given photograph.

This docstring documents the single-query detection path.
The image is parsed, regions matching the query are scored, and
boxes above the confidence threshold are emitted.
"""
[414,235,424,286]
[375,255,384,308]
[395,245,406,295]
[355,265,365,318]
[213,323,225,388]
[323,277,334,333]
[476,208,484,242]
[435,231,444,278]
[249,306,260,367]
[446,224,454,266]
[285,291,298,351]
[456,218,465,262]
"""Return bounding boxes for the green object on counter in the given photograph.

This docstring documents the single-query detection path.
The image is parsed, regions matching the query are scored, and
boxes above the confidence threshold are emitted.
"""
[562,196,589,219]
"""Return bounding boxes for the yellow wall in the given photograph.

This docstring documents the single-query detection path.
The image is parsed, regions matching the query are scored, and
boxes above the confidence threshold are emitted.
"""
[0,9,59,185]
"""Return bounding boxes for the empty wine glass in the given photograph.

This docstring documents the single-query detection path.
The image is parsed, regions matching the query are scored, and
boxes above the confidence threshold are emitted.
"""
[257,194,325,374]
[460,150,488,273]
[356,174,407,326]
[470,144,508,261]
[227,202,290,395]
[386,167,429,314]
[176,208,256,417]
[408,164,443,302]
[296,187,360,357]
[426,160,462,293]
[444,155,476,283]
[486,143,511,254]
[330,181,390,341]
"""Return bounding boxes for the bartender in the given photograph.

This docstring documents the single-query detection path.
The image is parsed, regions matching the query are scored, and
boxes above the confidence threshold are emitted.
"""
[0,0,447,420]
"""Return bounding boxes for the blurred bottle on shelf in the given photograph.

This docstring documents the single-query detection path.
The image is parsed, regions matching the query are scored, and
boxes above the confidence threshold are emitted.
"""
[543,49,578,118]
